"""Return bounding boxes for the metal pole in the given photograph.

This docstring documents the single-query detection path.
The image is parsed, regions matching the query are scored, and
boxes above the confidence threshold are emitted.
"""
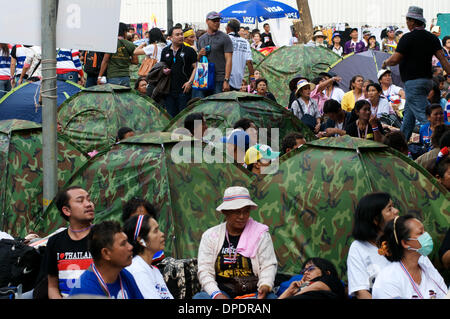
[41,0,58,211]
[167,0,173,30]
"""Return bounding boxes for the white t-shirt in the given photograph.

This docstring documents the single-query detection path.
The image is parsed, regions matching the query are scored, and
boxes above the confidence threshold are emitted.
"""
[324,87,345,103]
[126,255,173,299]
[370,97,394,118]
[372,257,448,299]
[142,42,167,62]
[228,33,252,89]
[382,84,403,99]
[347,240,391,297]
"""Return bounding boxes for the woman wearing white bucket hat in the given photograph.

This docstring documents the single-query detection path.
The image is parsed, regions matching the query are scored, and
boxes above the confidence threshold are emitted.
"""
[193,186,277,300]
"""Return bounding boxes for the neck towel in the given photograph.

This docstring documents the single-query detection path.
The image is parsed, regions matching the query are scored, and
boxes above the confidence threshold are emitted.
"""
[236,218,269,258]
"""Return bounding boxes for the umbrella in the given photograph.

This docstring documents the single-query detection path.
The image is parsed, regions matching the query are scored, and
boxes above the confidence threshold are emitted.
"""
[219,0,299,24]
[0,80,82,123]
[163,91,316,143]
[57,84,171,156]
[249,136,449,277]
[0,119,88,237]
[327,50,404,92]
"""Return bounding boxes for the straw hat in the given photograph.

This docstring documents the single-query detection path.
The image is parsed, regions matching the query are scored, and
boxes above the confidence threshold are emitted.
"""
[295,79,316,96]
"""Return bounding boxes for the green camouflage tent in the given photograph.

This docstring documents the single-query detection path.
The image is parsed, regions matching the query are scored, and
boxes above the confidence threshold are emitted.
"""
[249,135,450,278]
[0,119,88,237]
[57,84,171,155]
[164,91,316,144]
[257,45,341,107]
[42,132,254,256]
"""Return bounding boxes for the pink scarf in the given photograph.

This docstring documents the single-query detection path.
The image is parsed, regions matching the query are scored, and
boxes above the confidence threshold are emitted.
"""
[236,218,269,258]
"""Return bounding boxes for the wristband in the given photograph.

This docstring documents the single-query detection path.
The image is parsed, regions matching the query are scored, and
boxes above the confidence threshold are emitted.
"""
[372,126,379,132]
[210,291,222,299]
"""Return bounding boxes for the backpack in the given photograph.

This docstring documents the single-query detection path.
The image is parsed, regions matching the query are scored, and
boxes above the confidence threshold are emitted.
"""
[83,51,103,75]
[0,239,42,292]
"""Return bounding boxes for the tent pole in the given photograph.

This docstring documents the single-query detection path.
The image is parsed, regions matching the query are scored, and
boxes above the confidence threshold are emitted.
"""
[41,0,58,211]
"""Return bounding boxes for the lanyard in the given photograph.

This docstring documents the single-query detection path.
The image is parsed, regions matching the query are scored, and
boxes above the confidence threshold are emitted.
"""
[400,261,423,299]
[356,120,369,139]
[91,264,126,299]
[225,230,237,261]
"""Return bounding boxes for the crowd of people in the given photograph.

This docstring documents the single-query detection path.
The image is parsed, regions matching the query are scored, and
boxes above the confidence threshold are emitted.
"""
[0,5,450,300]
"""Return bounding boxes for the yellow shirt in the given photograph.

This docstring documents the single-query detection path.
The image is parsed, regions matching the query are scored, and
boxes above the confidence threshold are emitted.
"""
[341,90,365,112]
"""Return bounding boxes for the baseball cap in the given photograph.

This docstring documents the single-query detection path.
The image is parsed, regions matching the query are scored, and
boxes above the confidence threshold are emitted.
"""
[206,11,221,20]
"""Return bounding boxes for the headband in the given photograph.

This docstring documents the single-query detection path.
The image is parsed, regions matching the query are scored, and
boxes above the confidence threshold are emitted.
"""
[133,215,145,241]
[183,29,195,38]
[393,216,400,245]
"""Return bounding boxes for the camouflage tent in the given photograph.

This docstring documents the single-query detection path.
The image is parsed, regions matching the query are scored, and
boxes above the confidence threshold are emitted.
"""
[57,84,171,155]
[42,132,254,256]
[249,135,450,278]
[164,91,316,143]
[257,45,341,107]
[0,119,88,237]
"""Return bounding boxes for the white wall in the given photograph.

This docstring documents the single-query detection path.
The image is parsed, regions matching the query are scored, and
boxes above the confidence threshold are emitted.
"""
[120,0,450,30]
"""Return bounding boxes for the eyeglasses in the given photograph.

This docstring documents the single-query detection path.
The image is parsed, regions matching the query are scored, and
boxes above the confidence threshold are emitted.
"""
[300,265,316,275]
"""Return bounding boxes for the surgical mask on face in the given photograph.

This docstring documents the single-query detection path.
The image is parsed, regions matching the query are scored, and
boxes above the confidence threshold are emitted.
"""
[407,232,433,256]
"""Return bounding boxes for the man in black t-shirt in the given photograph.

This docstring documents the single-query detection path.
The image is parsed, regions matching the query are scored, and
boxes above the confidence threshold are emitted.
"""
[382,6,450,141]
[160,25,197,117]
[260,23,275,47]
[44,186,95,298]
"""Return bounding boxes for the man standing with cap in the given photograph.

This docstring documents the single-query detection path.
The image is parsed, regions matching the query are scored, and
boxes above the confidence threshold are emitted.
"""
[194,11,233,98]
[382,6,450,142]
[344,28,365,55]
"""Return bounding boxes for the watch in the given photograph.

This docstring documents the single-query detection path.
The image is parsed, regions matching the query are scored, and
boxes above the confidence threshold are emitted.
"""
[224,78,230,82]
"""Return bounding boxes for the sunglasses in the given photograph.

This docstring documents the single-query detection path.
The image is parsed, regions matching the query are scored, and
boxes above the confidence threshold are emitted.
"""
[300,265,316,275]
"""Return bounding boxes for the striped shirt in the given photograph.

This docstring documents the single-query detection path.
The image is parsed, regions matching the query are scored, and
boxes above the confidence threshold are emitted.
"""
[0,48,11,80]
[56,48,83,77]
[11,45,30,76]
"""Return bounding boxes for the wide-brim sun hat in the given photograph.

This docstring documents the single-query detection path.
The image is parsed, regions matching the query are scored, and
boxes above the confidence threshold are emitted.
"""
[216,186,258,212]
[295,79,316,95]
[289,74,309,91]
[312,31,326,40]
[377,69,392,81]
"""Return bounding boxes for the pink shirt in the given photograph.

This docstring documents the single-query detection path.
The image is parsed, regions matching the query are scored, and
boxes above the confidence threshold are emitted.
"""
[310,86,328,115]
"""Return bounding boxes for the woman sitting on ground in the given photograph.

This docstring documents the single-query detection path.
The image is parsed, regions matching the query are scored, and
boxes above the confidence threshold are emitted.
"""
[123,214,174,299]
[341,75,365,112]
[347,192,399,299]
[254,78,277,103]
[193,186,278,299]
[345,100,384,142]
[366,83,395,119]
[373,215,448,299]
[278,257,346,299]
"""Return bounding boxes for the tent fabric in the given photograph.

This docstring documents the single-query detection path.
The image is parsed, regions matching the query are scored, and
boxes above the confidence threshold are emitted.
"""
[164,91,316,142]
[250,135,449,277]
[0,81,82,123]
[57,84,171,155]
[0,119,88,237]
[327,50,404,92]
[256,45,341,108]
[41,134,449,280]
[41,132,254,257]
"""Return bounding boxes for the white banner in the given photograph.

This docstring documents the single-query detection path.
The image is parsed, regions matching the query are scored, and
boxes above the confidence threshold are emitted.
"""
[0,0,121,53]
